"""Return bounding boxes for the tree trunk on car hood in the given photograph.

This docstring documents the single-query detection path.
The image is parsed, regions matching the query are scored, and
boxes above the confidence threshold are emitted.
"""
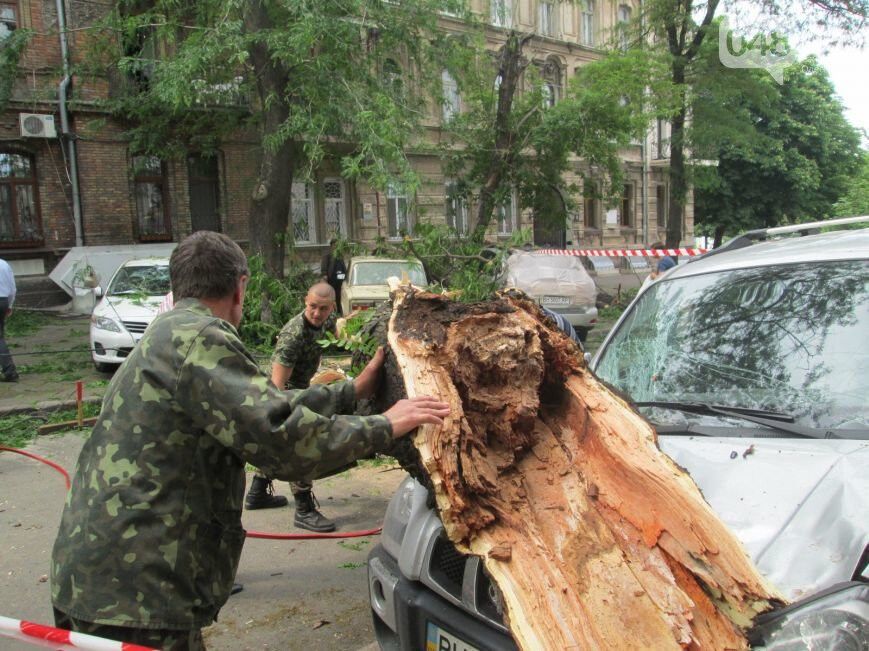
[381,283,784,650]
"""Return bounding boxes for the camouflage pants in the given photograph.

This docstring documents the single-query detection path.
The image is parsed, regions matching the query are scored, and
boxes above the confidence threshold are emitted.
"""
[54,608,205,651]
[252,474,311,495]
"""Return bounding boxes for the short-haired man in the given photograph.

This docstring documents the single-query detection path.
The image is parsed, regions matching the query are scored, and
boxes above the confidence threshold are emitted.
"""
[50,231,449,650]
[244,282,342,532]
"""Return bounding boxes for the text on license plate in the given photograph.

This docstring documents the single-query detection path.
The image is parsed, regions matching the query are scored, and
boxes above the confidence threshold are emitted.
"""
[426,622,480,651]
[540,296,570,306]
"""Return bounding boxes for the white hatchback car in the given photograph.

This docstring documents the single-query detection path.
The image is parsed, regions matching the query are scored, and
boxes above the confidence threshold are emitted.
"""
[90,258,170,372]
[340,256,428,315]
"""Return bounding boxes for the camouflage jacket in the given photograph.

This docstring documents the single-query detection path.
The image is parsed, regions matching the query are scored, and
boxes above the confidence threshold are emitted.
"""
[271,311,336,390]
[50,299,391,630]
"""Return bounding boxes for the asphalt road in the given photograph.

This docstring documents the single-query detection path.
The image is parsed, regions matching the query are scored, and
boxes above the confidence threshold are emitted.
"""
[1,431,400,650]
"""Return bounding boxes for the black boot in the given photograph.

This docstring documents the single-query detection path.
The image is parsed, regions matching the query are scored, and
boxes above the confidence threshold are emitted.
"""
[244,476,289,510]
[293,491,336,533]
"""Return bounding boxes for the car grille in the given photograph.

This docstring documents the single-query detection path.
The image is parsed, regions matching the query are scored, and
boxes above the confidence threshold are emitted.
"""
[122,320,148,335]
[420,532,510,633]
[117,347,133,358]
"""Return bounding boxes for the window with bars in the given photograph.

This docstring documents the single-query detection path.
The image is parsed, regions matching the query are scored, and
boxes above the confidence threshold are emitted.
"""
[387,183,410,239]
[491,0,512,27]
[441,70,460,122]
[580,0,594,46]
[0,152,42,245]
[291,182,314,244]
[445,181,468,236]
[323,179,345,240]
[132,155,171,240]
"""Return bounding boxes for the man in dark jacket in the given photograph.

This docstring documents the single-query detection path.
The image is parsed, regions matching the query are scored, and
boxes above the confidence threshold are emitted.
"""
[50,231,449,650]
[320,238,346,311]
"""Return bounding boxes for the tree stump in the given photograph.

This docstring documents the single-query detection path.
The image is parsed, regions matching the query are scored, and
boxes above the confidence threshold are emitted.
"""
[380,283,783,650]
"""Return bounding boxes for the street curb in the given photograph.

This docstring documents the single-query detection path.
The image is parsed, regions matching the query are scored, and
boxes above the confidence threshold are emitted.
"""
[0,396,103,419]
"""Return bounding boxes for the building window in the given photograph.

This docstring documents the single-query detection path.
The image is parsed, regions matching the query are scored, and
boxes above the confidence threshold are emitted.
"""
[441,70,460,122]
[656,184,668,229]
[539,1,556,37]
[387,183,410,239]
[656,118,670,159]
[580,0,594,46]
[445,181,468,237]
[620,183,633,227]
[323,178,346,240]
[0,151,42,245]
[291,181,314,244]
[617,4,632,50]
[491,0,512,27]
[583,184,598,229]
[133,155,171,240]
[497,191,517,236]
[383,58,403,100]
[187,154,221,233]
[0,1,17,40]
[541,59,561,108]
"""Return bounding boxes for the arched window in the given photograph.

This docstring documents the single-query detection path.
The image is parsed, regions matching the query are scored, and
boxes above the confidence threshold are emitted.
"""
[541,59,562,108]
[0,151,42,245]
[441,70,460,121]
[581,0,594,46]
[0,1,18,40]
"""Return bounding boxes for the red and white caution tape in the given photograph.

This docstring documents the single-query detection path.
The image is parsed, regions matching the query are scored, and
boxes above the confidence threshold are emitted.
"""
[537,248,707,257]
[0,616,156,651]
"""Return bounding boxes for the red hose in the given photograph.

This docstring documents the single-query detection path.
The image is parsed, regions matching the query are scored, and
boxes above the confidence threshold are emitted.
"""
[0,445,382,540]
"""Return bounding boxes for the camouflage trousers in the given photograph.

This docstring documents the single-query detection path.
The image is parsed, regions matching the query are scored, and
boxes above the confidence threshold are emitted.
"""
[54,608,205,651]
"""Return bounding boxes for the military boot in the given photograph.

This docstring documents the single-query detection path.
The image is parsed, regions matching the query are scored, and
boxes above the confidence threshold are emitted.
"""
[244,476,289,510]
[293,490,336,533]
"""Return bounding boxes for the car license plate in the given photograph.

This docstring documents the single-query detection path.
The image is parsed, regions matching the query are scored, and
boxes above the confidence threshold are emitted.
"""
[426,621,480,651]
[540,296,570,306]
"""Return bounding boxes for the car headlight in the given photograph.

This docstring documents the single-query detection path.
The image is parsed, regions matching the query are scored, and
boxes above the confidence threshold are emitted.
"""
[749,582,868,650]
[91,315,121,333]
[381,477,418,559]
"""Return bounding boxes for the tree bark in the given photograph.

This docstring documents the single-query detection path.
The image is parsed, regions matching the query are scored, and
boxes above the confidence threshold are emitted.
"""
[471,32,532,243]
[243,0,297,279]
[380,284,783,649]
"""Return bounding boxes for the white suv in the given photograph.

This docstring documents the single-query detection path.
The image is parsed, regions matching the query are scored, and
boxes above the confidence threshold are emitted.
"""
[368,219,868,650]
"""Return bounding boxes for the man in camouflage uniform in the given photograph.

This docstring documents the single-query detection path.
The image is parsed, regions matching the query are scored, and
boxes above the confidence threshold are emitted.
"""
[244,281,342,533]
[50,231,450,650]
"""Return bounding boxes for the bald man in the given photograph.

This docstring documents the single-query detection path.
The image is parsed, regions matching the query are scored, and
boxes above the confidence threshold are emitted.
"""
[244,282,341,532]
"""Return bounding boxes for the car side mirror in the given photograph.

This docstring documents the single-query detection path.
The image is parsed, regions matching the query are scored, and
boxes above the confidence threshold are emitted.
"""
[94,286,103,298]
[584,352,592,366]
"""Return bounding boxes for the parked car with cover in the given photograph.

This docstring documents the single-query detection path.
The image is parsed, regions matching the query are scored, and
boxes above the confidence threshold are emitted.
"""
[501,250,597,341]
[340,256,428,315]
[367,218,869,650]
[89,257,170,372]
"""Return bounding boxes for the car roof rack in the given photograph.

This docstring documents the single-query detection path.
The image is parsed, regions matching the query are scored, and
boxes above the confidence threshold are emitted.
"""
[693,215,869,261]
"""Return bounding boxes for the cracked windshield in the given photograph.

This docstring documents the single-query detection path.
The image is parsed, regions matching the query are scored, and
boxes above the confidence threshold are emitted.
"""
[596,260,869,431]
[108,265,170,296]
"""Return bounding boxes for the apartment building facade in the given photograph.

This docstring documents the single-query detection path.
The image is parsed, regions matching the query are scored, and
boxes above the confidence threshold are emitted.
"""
[0,0,691,275]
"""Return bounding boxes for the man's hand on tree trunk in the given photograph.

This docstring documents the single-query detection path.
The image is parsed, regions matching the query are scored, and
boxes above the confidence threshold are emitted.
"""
[384,396,451,438]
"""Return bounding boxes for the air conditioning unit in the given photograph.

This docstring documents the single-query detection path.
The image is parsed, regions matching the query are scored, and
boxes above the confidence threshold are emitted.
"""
[19,113,58,138]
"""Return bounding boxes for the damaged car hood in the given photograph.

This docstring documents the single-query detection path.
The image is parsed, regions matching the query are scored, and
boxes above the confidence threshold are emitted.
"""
[658,435,869,601]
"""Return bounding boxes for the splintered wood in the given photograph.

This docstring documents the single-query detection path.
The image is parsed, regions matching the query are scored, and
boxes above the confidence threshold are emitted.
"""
[386,286,783,650]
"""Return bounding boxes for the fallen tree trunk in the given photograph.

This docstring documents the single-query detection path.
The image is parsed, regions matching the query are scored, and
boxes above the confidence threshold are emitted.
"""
[378,284,783,649]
